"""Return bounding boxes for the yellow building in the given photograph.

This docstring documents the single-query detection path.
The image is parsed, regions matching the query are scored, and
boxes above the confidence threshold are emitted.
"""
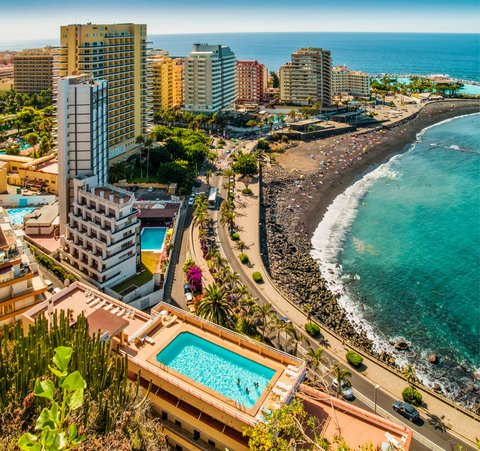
[58,23,151,159]
[151,54,184,111]
[13,48,53,94]
[0,208,48,326]
[2,154,58,194]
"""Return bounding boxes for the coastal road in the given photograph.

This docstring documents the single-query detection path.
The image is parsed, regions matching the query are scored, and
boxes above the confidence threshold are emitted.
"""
[213,177,476,451]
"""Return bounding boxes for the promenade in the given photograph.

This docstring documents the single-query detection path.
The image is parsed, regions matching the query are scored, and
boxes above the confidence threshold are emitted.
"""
[211,170,478,450]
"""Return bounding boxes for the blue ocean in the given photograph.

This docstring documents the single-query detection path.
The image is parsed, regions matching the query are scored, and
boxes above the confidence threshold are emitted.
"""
[311,113,480,405]
[2,32,479,81]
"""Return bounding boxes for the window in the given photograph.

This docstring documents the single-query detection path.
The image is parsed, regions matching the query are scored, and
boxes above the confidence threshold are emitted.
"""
[208,440,215,447]
[161,411,167,420]
[174,420,181,427]
[193,430,200,441]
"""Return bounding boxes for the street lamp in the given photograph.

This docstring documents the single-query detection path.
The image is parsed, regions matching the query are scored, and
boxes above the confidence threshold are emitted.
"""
[374,384,381,414]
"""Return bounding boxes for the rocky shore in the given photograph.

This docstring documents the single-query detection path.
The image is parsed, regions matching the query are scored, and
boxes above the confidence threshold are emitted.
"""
[259,100,480,379]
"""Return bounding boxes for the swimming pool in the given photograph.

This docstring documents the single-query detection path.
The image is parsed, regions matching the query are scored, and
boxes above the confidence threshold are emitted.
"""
[140,227,167,252]
[6,207,36,225]
[156,332,275,408]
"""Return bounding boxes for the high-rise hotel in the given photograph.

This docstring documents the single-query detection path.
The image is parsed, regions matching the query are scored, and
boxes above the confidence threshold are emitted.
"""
[279,48,332,106]
[57,23,151,159]
[57,74,140,289]
[183,44,236,113]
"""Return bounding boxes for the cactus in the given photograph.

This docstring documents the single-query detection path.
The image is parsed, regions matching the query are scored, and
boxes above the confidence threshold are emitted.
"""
[0,312,145,437]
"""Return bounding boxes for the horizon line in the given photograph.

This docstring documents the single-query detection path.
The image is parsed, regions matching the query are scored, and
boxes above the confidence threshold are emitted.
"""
[1,29,479,45]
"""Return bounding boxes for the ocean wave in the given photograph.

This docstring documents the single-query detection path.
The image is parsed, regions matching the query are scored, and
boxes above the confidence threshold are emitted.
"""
[310,111,480,406]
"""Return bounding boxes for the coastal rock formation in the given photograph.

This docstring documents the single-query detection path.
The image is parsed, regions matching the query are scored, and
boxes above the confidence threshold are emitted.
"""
[427,353,439,364]
[260,169,374,352]
[394,339,409,351]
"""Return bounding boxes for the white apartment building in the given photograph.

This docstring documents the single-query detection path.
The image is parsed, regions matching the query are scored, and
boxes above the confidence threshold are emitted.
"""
[57,75,108,236]
[57,74,140,289]
[333,66,370,97]
[60,176,140,289]
[183,44,236,113]
[0,208,48,326]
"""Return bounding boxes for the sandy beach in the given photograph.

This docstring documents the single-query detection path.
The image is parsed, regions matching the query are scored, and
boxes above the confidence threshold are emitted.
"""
[273,100,480,244]
[260,99,480,409]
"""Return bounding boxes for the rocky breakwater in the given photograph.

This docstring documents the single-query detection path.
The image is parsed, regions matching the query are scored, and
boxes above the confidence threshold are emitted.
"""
[260,167,374,353]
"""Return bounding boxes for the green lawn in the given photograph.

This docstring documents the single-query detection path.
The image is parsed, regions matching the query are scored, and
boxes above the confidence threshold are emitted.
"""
[111,251,161,294]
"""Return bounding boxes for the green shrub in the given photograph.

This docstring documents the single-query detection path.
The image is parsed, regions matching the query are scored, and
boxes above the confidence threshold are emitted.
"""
[231,232,240,241]
[34,252,76,283]
[242,188,253,195]
[238,253,249,264]
[281,135,289,143]
[402,386,422,406]
[346,350,364,367]
[252,272,263,283]
[305,322,320,337]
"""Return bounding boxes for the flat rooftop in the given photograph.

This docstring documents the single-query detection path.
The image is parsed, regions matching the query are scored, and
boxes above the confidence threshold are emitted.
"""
[22,283,306,425]
[299,385,412,450]
[93,186,134,205]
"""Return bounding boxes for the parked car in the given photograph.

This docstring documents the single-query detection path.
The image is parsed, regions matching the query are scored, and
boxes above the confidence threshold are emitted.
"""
[184,283,191,294]
[185,292,193,304]
[147,187,154,192]
[279,316,292,324]
[331,378,354,400]
[188,197,194,206]
[392,401,420,422]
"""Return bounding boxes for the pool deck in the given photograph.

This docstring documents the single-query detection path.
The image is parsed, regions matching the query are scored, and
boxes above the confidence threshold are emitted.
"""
[121,304,306,421]
[22,283,306,426]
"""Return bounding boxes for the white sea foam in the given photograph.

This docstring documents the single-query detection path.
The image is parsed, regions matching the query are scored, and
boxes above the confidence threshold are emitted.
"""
[310,111,480,402]
[310,158,403,356]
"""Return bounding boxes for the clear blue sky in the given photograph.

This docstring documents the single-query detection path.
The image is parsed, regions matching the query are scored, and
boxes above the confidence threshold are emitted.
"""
[0,0,479,42]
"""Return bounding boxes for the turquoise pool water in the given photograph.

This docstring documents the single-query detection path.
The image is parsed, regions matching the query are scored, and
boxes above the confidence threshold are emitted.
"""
[140,227,167,252]
[6,207,36,225]
[156,332,275,408]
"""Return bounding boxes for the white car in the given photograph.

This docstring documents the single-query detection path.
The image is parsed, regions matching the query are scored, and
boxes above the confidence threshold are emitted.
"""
[147,187,154,192]
[188,197,194,206]
[185,292,193,304]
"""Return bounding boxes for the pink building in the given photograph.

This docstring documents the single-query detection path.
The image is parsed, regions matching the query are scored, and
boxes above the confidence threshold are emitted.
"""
[236,60,268,107]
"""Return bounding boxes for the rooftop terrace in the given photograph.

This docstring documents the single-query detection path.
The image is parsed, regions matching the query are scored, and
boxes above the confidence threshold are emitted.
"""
[22,283,306,426]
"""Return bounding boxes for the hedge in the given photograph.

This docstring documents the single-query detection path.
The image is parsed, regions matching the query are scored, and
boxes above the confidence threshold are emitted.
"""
[305,322,320,337]
[252,272,263,283]
[231,232,240,241]
[242,188,253,195]
[402,386,422,407]
[35,253,76,283]
[238,253,249,264]
[346,351,364,368]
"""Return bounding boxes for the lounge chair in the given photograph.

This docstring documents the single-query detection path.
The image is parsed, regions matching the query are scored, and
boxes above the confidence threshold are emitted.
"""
[287,364,299,373]
[111,307,120,314]
[116,309,125,316]
[272,388,287,402]
[144,336,155,345]
[105,303,113,311]
[90,298,100,307]
[277,382,292,392]
[285,369,298,378]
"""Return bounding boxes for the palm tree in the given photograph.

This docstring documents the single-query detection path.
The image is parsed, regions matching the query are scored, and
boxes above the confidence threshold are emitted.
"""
[205,169,213,186]
[197,283,234,328]
[235,314,257,337]
[235,240,248,254]
[332,364,352,398]
[222,167,235,179]
[220,209,236,234]
[266,315,290,347]
[233,284,249,307]
[285,326,302,356]
[254,303,274,339]
[306,347,324,378]
[402,364,417,386]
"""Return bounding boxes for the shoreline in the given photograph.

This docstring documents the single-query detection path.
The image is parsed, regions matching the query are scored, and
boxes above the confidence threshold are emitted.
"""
[260,99,480,411]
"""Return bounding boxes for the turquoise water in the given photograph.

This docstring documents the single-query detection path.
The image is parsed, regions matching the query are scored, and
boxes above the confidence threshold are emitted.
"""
[3,33,479,81]
[311,113,480,406]
[156,332,275,408]
[6,207,36,225]
[140,227,167,252]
